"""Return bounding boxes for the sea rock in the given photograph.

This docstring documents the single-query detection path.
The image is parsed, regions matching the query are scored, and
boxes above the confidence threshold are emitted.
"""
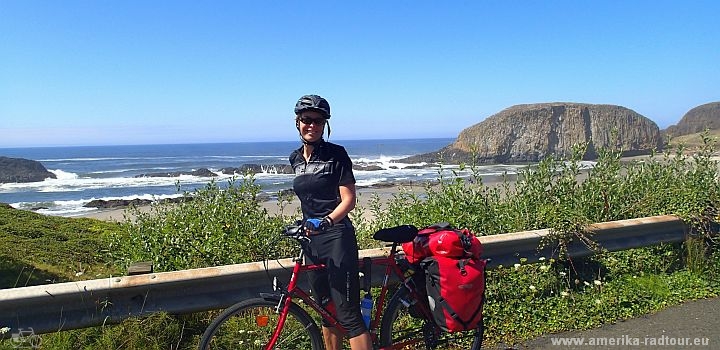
[399,103,663,164]
[220,164,294,175]
[84,199,152,209]
[135,168,217,178]
[402,165,430,170]
[352,164,385,171]
[664,102,720,137]
[0,156,57,183]
[277,188,296,197]
[159,197,195,204]
[83,197,196,209]
[256,192,272,202]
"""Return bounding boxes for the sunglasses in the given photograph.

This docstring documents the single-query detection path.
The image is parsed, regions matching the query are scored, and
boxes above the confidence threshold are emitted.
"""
[298,116,326,126]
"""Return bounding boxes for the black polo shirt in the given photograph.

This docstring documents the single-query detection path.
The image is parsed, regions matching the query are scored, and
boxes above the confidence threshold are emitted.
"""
[289,140,356,219]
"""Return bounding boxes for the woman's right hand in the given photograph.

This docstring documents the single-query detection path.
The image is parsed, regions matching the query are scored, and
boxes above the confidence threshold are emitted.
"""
[304,217,332,233]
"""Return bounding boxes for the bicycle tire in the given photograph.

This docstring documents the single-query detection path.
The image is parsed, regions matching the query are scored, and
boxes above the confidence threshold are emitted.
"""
[198,297,323,350]
[379,286,484,350]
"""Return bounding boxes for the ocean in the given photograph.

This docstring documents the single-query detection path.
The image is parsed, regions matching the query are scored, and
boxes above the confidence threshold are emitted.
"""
[0,138,531,217]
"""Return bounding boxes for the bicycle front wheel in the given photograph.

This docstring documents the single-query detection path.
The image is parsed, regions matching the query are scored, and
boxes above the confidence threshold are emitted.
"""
[380,286,484,350]
[198,297,323,350]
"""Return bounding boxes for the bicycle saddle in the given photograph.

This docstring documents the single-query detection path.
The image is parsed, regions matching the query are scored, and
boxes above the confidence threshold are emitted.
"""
[373,225,418,243]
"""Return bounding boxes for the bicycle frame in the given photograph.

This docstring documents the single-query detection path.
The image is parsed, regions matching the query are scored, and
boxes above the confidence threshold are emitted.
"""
[264,239,429,350]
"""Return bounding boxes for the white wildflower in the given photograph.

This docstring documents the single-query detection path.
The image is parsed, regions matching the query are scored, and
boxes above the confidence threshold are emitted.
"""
[594,280,602,286]
[514,263,521,270]
[75,271,84,277]
[583,281,590,286]
[559,271,567,277]
[0,327,10,334]
[538,257,546,261]
[529,285,536,291]
[560,291,570,297]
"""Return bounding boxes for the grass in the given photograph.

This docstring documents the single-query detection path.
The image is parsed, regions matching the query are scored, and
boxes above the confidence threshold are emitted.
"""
[667,129,720,150]
[0,203,122,289]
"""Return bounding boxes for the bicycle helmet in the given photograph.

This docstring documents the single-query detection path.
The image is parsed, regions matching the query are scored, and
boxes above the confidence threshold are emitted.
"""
[294,94,331,119]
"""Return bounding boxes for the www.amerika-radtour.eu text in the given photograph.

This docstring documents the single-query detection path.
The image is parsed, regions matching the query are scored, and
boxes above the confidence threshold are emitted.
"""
[550,335,710,347]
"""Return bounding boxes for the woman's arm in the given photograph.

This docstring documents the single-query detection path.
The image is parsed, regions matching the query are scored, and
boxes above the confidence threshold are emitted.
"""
[327,183,356,224]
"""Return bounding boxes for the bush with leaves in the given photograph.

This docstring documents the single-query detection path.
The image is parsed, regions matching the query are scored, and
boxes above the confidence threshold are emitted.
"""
[111,176,295,272]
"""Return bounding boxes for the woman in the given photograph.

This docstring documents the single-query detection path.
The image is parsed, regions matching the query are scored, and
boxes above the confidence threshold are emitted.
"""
[289,94,372,350]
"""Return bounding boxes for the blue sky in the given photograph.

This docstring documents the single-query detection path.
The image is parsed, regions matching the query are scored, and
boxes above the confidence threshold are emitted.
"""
[1,1,718,148]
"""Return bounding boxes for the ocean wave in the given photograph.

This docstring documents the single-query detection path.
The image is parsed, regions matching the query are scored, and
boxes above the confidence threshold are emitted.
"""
[51,169,79,180]
[39,157,141,162]
[353,155,414,163]
[355,177,389,187]
[88,168,161,174]
[40,154,291,163]
[1,173,226,194]
[11,193,186,217]
[206,155,287,159]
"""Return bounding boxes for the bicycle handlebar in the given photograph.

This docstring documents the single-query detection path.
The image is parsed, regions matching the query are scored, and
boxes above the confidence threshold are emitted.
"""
[282,224,305,238]
[281,219,325,241]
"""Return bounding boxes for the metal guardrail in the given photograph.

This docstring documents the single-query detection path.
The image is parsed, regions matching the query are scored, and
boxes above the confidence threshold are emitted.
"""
[0,215,689,336]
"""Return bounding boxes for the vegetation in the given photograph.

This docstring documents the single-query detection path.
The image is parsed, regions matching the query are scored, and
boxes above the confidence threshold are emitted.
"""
[2,133,719,349]
[0,204,121,289]
[110,177,295,272]
[667,129,720,150]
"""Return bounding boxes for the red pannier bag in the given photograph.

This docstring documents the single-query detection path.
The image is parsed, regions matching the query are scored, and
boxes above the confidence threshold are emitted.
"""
[401,222,486,332]
[401,222,482,263]
[421,255,487,332]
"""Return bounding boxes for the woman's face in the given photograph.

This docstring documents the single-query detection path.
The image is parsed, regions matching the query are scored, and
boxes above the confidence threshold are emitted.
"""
[297,110,326,143]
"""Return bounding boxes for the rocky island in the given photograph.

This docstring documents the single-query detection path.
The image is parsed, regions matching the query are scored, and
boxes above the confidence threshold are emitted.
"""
[0,156,56,183]
[399,103,664,164]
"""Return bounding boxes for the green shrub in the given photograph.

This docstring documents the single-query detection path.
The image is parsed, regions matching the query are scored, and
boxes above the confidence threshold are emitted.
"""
[111,176,294,272]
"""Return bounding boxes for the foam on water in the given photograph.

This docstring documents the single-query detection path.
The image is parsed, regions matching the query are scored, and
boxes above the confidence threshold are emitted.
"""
[12,193,186,217]
[52,169,79,180]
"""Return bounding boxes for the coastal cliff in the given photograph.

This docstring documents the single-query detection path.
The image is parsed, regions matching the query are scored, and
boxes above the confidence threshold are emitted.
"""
[664,102,720,138]
[401,103,663,164]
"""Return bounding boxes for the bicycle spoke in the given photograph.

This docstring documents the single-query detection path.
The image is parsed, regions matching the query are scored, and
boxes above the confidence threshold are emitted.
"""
[380,287,484,350]
[199,299,322,350]
[382,295,430,349]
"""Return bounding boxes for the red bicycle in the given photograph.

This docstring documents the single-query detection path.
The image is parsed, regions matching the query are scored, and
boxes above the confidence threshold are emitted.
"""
[198,223,486,349]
